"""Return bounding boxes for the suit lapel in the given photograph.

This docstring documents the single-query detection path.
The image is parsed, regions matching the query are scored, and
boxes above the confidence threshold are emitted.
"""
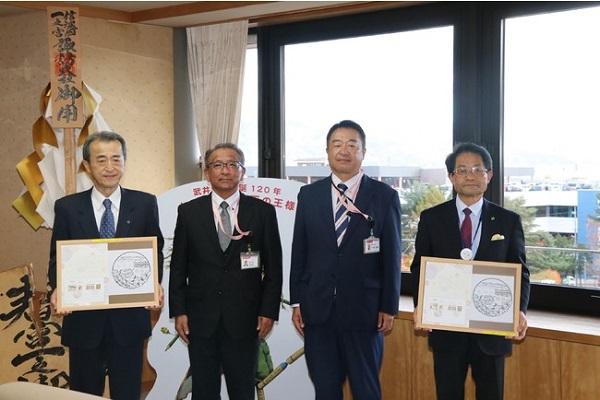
[115,188,132,237]
[321,177,339,247]
[78,189,101,238]
[476,200,497,258]
[202,194,225,255]
[442,200,463,252]
[237,193,254,232]
[234,193,254,252]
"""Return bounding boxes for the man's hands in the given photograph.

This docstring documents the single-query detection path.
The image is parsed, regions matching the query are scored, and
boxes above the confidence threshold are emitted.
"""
[49,290,71,317]
[174,314,276,344]
[508,311,528,341]
[257,316,274,339]
[292,307,305,337]
[292,307,396,335]
[51,285,164,316]
[413,309,432,332]
[378,312,395,333]
[145,284,164,311]
[175,315,190,344]
[412,308,528,341]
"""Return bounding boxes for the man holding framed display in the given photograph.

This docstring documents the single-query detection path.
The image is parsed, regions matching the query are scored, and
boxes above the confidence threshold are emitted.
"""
[48,131,164,400]
[410,142,530,400]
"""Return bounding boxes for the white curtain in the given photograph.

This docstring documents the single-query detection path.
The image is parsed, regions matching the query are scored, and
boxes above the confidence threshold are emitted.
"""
[187,20,248,177]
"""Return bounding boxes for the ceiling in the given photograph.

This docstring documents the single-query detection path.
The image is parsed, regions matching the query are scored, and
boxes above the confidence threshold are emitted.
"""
[0,1,415,28]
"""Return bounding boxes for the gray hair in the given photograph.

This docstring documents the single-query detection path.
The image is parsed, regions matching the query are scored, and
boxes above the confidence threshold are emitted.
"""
[82,131,127,162]
[203,142,245,168]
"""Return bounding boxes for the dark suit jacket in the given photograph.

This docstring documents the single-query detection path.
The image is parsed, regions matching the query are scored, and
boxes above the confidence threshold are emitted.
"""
[289,175,402,331]
[168,192,283,340]
[48,187,164,349]
[410,198,531,356]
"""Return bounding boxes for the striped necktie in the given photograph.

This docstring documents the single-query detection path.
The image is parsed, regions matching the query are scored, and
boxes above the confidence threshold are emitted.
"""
[334,183,349,246]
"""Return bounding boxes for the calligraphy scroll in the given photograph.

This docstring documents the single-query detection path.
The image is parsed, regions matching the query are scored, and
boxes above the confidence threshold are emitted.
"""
[47,7,83,129]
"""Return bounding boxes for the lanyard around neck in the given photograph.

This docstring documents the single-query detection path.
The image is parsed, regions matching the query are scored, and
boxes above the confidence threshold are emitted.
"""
[331,170,372,223]
[212,201,251,241]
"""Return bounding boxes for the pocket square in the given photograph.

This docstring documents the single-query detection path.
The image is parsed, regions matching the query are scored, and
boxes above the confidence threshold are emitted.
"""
[491,234,505,241]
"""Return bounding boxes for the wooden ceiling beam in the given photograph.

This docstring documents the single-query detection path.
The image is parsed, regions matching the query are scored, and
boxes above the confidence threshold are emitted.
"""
[248,1,422,27]
[0,1,426,28]
[131,1,274,23]
[1,1,132,22]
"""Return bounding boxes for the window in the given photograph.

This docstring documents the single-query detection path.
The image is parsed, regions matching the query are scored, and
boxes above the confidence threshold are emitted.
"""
[281,25,453,271]
[238,36,258,175]
[504,5,600,292]
[282,27,453,184]
[254,2,598,315]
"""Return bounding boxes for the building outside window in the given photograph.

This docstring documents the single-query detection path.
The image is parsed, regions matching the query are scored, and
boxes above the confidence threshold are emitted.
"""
[243,1,599,315]
[504,5,600,289]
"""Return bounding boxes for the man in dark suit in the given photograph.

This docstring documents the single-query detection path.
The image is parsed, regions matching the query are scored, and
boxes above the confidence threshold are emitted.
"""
[48,131,164,400]
[289,120,402,400]
[410,142,531,400]
[169,143,283,400]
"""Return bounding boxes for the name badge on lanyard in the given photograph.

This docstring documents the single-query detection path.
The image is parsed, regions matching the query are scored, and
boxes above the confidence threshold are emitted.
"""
[241,243,260,269]
[363,217,380,254]
[241,251,260,269]
[363,237,380,254]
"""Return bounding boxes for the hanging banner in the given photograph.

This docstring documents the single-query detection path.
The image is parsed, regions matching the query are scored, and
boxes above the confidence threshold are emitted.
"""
[47,7,84,129]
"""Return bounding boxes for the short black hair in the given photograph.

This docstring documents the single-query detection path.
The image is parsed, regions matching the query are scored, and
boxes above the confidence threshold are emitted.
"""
[203,142,245,168]
[82,131,127,162]
[326,120,366,148]
[445,142,493,173]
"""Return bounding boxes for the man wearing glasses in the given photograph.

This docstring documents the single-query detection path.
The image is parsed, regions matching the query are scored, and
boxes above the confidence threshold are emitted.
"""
[410,142,530,400]
[169,143,283,400]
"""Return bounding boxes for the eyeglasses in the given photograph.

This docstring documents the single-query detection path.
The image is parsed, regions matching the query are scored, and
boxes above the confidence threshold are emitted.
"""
[453,166,488,176]
[209,161,243,170]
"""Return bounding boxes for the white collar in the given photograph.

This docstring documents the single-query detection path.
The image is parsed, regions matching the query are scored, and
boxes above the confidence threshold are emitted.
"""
[331,172,362,197]
[212,190,240,211]
[455,196,483,217]
[91,186,121,212]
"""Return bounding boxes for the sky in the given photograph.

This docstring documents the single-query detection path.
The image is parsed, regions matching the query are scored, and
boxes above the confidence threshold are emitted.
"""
[504,6,600,182]
[239,4,600,183]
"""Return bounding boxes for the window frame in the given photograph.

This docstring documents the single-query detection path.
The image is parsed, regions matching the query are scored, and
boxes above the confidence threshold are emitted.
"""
[253,1,600,316]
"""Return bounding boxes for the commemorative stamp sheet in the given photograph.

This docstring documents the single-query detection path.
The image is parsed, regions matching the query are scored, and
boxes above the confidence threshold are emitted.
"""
[56,237,159,312]
[416,256,522,336]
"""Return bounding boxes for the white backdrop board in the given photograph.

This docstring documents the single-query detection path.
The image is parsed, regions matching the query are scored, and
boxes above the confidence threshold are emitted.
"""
[147,178,313,400]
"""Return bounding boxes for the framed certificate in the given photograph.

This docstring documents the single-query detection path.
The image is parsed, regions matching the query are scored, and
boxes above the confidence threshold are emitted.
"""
[415,256,522,336]
[56,237,160,312]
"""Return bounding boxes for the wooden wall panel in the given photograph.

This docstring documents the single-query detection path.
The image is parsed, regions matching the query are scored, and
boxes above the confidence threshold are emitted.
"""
[410,327,436,399]
[505,336,561,400]
[380,318,414,400]
[341,314,597,400]
[560,342,600,400]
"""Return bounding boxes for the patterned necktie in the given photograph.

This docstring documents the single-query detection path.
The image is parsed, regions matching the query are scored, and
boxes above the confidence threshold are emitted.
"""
[334,183,349,246]
[218,201,232,251]
[461,208,472,248]
[99,199,115,238]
